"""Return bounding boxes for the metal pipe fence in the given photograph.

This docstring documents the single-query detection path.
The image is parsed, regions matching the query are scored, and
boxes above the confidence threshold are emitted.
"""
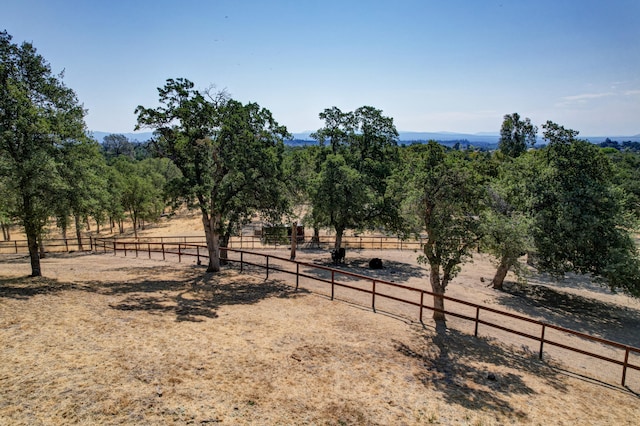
[0,237,96,254]
[74,238,640,389]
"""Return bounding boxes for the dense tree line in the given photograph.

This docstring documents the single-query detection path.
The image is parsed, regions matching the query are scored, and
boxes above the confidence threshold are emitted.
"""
[2,30,639,319]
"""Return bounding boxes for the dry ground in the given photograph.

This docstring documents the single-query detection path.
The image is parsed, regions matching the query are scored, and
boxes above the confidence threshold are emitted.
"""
[1,213,640,425]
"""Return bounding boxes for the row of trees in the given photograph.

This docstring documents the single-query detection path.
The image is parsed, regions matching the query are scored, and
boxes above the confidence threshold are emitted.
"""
[2,30,639,323]
[0,30,178,276]
[135,78,640,322]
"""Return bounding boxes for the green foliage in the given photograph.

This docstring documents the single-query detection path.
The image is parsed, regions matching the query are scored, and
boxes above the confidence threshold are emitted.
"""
[111,157,167,237]
[312,153,370,247]
[101,134,135,161]
[498,113,537,158]
[390,141,485,320]
[0,31,86,275]
[606,150,640,222]
[310,106,399,247]
[530,121,640,295]
[136,78,290,272]
[479,155,536,288]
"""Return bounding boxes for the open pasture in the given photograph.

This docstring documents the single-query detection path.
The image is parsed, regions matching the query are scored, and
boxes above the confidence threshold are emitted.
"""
[2,249,640,425]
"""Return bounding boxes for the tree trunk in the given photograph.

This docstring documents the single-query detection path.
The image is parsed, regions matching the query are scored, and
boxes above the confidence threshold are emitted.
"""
[429,263,447,323]
[61,227,68,252]
[74,215,84,251]
[491,260,510,290]
[202,211,221,273]
[220,233,230,266]
[290,221,297,260]
[312,226,320,246]
[27,231,41,277]
[24,215,41,276]
[334,227,344,251]
[37,234,46,259]
[1,223,9,241]
[131,211,138,238]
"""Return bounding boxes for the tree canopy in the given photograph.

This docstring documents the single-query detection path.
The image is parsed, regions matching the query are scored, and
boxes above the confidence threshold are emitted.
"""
[310,106,399,249]
[389,142,485,321]
[135,78,290,272]
[529,121,640,295]
[498,112,537,158]
[0,30,87,275]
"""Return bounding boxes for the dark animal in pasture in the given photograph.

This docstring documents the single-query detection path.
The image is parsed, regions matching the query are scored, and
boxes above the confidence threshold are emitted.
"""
[369,258,383,269]
[331,248,346,264]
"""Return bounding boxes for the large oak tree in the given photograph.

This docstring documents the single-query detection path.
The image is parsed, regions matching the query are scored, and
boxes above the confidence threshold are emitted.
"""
[0,31,86,276]
[310,106,399,250]
[390,142,485,322]
[136,78,289,272]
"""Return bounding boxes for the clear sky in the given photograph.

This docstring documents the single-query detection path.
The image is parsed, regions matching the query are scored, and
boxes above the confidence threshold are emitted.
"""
[3,0,640,136]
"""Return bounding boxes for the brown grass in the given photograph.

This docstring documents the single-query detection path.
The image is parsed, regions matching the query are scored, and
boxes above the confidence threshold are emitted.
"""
[2,213,640,424]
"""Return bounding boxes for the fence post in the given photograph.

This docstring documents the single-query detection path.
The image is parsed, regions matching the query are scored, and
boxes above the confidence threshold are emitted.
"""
[296,263,299,290]
[419,291,424,323]
[113,241,116,255]
[89,236,93,252]
[124,243,127,257]
[331,270,335,300]
[162,243,165,260]
[372,280,376,313]
[622,347,630,386]
[539,324,546,360]
[196,245,200,264]
[240,251,244,272]
[474,307,480,337]
[266,256,270,279]
[135,241,139,258]
[148,243,151,259]
[14,241,17,254]
[178,244,182,263]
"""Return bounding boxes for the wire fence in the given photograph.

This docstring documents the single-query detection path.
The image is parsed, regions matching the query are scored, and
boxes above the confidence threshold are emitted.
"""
[88,237,640,390]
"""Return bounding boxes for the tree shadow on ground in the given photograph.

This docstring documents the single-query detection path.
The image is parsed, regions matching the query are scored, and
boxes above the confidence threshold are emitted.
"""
[396,322,568,421]
[0,254,32,264]
[528,271,615,296]
[1,263,308,322]
[105,271,308,322]
[0,276,92,300]
[496,284,640,347]
[307,253,425,285]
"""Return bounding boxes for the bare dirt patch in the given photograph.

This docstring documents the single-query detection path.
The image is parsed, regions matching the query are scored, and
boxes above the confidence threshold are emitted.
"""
[2,251,640,425]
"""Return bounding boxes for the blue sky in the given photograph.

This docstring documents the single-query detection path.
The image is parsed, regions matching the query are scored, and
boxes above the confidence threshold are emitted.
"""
[3,0,640,136]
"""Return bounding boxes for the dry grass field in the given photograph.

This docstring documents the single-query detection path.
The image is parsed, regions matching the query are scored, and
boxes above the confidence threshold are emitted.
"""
[2,213,640,425]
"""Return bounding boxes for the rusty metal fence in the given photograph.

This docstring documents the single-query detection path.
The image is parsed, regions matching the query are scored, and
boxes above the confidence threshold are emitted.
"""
[85,237,640,390]
[1,234,425,254]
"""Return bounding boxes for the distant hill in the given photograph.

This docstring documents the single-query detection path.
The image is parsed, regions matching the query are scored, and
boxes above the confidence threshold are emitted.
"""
[583,135,640,143]
[286,131,501,149]
[90,130,640,148]
[89,131,154,143]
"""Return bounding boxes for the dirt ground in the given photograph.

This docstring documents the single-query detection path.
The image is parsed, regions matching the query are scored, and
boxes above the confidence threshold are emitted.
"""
[2,214,640,425]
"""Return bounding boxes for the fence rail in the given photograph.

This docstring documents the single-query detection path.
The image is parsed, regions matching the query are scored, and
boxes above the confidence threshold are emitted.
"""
[0,234,424,254]
[0,237,95,254]
[21,237,640,389]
